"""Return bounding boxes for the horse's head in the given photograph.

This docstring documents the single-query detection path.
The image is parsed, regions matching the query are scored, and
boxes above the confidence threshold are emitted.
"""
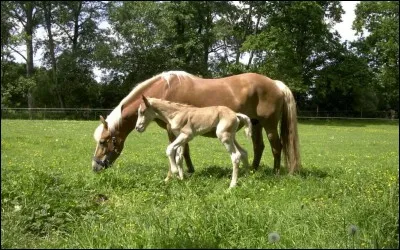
[92,115,125,172]
[135,95,156,133]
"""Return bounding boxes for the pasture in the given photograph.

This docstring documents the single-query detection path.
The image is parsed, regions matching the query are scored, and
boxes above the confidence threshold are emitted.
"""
[1,119,398,248]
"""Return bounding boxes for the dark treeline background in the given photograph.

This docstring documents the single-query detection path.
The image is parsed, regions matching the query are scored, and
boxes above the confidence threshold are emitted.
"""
[1,1,398,115]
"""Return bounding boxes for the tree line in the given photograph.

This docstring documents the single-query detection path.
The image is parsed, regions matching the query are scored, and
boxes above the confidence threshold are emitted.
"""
[1,1,398,115]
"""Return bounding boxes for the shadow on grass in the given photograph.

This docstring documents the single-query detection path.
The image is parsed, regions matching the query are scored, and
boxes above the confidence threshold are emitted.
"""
[299,118,398,127]
[196,165,233,179]
[195,164,329,180]
[298,168,329,179]
[254,165,329,179]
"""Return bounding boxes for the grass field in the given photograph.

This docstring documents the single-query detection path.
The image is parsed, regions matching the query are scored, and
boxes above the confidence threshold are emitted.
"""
[1,119,399,248]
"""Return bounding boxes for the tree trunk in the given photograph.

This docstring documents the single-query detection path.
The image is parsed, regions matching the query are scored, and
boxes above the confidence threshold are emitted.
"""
[202,13,212,77]
[247,14,261,69]
[72,1,82,54]
[43,2,65,109]
[25,2,35,118]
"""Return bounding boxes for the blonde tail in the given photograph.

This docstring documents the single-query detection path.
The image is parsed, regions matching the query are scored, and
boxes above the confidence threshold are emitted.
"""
[236,113,252,139]
[278,81,301,174]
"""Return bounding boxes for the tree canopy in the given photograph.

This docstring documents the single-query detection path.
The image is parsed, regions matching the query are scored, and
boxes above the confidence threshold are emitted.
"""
[1,1,398,116]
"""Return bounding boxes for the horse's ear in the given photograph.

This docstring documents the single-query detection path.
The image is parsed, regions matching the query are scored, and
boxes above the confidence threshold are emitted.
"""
[142,95,151,108]
[100,115,108,130]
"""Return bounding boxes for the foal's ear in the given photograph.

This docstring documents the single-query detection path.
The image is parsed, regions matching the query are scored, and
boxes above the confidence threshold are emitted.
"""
[99,115,108,130]
[142,95,151,108]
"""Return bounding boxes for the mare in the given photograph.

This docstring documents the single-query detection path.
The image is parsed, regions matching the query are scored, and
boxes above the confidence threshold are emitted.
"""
[92,71,301,174]
[135,96,252,188]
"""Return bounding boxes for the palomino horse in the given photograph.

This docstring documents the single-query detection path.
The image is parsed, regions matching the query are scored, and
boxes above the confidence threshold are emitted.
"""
[92,71,301,175]
[135,96,252,188]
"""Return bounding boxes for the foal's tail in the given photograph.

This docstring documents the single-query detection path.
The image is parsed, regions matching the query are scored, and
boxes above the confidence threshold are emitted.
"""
[236,113,252,139]
[278,80,301,174]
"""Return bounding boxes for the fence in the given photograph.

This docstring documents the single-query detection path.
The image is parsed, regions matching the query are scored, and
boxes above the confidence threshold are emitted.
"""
[1,108,113,120]
[1,107,398,121]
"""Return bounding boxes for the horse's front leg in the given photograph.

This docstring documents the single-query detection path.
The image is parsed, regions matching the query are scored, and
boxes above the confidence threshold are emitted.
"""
[183,143,195,173]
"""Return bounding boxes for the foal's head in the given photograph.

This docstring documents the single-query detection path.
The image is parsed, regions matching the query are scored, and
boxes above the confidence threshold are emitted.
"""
[135,95,156,133]
[92,115,125,172]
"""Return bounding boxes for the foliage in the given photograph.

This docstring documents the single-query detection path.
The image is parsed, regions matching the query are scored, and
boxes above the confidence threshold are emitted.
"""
[1,119,399,248]
[352,1,399,110]
[1,62,34,107]
[0,1,398,114]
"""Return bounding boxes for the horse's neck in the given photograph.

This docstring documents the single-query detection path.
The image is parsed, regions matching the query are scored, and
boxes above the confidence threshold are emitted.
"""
[119,83,166,137]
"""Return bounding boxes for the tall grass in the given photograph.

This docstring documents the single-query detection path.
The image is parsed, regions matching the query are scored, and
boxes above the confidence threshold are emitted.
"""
[1,119,398,248]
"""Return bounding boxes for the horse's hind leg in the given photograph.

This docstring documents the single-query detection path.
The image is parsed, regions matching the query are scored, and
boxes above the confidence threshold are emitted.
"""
[263,123,282,175]
[251,121,265,170]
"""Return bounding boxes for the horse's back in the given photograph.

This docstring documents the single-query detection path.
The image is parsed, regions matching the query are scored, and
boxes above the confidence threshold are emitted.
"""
[163,72,285,120]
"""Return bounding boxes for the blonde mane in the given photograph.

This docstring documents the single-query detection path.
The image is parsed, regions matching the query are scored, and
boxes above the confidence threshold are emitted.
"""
[148,97,195,109]
[94,71,197,141]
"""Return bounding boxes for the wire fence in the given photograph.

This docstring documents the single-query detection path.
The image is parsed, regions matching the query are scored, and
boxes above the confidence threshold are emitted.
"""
[1,107,398,121]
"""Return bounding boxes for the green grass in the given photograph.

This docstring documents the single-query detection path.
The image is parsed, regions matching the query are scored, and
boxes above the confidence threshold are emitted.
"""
[1,119,399,248]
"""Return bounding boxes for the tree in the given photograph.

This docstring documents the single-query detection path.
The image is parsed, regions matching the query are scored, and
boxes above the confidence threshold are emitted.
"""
[241,1,344,102]
[45,1,107,108]
[310,41,377,113]
[353,1,399,111]
[39,1,65,108]
[3,1,42,110]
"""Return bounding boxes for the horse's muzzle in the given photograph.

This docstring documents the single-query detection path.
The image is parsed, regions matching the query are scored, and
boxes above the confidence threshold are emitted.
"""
[92,157,109,172]
[135,126,144,133]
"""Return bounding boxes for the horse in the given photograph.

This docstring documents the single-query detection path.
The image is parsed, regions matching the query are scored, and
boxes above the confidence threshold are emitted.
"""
[92,70,301,175]
[135,95,252,188]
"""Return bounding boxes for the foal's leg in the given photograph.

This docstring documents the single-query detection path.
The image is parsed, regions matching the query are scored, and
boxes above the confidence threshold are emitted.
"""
[167,128,194,174]
[166,133,190,178]
[175,146,184,180]
[217,131,241,188]
[234,139,250,172]
[166,129,175,181]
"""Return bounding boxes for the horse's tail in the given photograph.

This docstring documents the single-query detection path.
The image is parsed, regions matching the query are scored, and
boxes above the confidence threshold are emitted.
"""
[236,113,252,139]
[278,80,301,174]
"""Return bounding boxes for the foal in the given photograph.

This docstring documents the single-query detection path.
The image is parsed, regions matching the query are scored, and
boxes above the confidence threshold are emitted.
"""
[135,96,252,188]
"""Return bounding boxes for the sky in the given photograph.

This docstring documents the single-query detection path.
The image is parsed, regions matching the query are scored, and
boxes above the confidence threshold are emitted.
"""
[11,1,361,81]
[333,1,360,41]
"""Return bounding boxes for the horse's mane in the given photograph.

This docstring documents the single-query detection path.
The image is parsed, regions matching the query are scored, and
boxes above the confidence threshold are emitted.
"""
[94,71,198,141]
[148,97,195,109]
[120,70,198,108]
